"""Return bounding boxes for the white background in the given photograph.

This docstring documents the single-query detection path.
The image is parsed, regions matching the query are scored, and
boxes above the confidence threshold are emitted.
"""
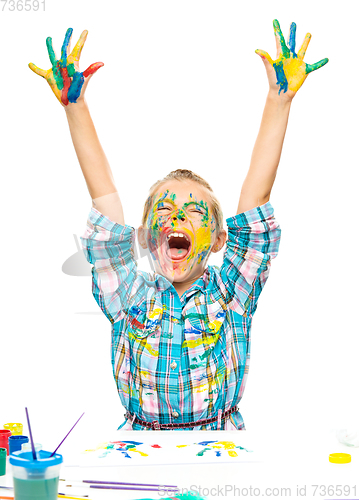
[1,0,359,494]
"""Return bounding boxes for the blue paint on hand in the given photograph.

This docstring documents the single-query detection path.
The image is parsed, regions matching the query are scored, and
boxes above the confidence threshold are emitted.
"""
[68,71,85,102]
[273,61,288,94]
[60,28,73,68]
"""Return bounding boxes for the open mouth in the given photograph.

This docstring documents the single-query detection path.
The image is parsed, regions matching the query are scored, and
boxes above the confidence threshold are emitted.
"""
[165,231,191,261]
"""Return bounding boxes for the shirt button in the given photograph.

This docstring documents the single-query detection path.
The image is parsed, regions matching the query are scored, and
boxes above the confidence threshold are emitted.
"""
[172,411,179,418]
[170,361,177,370]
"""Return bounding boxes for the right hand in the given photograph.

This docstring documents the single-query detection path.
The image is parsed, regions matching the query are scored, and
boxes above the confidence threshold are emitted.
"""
[29,28,104,107]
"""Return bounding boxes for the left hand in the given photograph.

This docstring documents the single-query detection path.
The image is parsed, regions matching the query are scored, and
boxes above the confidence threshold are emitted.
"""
[256,19,329,100]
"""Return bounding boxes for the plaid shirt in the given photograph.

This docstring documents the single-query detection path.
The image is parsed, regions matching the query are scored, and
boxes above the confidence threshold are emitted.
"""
[80,201,281,430]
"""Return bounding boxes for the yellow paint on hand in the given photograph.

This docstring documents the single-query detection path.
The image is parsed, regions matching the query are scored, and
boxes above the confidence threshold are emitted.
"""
[282,57,307,92]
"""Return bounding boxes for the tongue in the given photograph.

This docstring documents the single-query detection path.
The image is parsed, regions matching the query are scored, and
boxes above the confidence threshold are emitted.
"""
[168,248,189,259]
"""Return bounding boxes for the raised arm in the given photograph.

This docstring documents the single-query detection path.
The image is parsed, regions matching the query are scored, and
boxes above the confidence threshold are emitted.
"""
[237,20,328,214]
[29,28,125,225]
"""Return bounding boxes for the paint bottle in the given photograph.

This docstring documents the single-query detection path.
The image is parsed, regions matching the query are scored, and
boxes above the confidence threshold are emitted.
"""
[0,429,11,455]
[336,429,359,447]
[3,423,23,436]
[0,447,6,476]
[9,435,29,454]
[10,450,63,500]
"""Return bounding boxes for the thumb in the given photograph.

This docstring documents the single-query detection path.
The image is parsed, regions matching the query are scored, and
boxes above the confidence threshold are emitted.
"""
[255,49,273,71]
[83,62,104,78]
[79,62,104,96]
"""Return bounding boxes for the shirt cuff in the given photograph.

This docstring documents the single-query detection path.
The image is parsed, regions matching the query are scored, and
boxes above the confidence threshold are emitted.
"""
[226,201,274,228]
[87,206,135,237]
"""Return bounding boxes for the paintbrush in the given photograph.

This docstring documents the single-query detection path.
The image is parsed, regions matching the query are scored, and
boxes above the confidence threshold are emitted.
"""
[0,495,90,500]
[60,479,178,488]
[58,495,90,499]
[64,484,177,492]
[24,407,36,460]
[50,413,85,457]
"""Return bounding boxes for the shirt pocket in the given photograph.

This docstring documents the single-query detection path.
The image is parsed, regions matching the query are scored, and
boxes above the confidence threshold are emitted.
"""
[183,298,226,336]
[126,302,163,340]
[182,298,227,363]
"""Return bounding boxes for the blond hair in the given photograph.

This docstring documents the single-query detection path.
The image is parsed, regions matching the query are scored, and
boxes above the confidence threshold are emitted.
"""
[142,169,223,234]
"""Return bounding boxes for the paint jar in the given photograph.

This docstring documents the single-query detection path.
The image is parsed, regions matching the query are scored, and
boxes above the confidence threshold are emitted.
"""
[9,436,29,455]
[0,429,12,455]
[0,447,6,476]
[21,442,42,454]
[10,450,63,500]
[4,423,23,435]
[336,429,359,447]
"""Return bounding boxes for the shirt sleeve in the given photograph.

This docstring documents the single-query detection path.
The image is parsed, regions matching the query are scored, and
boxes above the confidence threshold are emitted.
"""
[220,201,281,317]
[80,207,137,324]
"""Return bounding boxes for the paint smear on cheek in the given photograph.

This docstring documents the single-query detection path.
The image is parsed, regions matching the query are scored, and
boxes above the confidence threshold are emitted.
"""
[192,226,212,264]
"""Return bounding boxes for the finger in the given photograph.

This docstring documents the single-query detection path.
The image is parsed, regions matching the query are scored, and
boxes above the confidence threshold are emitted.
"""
[83,61,104,78]
[287,22,297,55]
[69,30,88,66]
[306,58,329,74]
[255,49,274,66]
[59,66,72,105]
[28,62,47,78]
[60,27,73,67]
[297,33,311,60]
[46,37,57,66]
[273,19,290,58]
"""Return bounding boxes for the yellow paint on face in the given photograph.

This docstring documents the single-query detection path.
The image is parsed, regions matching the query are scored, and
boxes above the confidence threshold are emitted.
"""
[146,189,217,280]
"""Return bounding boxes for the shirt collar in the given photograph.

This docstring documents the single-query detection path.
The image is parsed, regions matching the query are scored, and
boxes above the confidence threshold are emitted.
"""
[154,267,212,299]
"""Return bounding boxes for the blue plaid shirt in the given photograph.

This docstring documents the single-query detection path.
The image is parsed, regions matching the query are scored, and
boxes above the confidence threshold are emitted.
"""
[80,201,281,430]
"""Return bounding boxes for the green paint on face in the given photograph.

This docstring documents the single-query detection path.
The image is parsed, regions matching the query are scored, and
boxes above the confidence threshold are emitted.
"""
[182,199,210,227]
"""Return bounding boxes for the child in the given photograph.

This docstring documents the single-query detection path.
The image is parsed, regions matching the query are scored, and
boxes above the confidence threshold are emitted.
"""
[29,20,328,430]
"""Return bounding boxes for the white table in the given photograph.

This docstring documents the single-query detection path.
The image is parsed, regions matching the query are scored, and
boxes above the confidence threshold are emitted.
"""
[1,429,358,500]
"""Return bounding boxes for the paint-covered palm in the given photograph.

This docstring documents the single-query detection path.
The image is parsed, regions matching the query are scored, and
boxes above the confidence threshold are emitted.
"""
[256,20,328,99]
[29,28,104,106]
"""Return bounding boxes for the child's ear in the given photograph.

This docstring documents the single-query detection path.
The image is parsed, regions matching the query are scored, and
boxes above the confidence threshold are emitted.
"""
[212,229,227,253]
[138,225,148,249]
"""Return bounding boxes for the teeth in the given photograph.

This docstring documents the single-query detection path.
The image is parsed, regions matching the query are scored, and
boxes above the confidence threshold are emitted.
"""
[166,232,189,241]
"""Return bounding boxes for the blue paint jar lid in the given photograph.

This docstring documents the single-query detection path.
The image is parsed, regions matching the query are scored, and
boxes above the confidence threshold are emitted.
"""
[9,450,63,468]
[9,435,28,442]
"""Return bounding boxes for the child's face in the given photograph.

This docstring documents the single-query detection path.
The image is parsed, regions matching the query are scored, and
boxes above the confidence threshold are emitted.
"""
[143,180,220,284]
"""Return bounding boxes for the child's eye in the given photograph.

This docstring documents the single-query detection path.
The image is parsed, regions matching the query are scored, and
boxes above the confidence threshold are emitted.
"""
[157,207,170,211]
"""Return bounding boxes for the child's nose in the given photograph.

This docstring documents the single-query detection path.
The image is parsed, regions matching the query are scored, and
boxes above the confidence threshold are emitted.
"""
[172,210,186,222]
